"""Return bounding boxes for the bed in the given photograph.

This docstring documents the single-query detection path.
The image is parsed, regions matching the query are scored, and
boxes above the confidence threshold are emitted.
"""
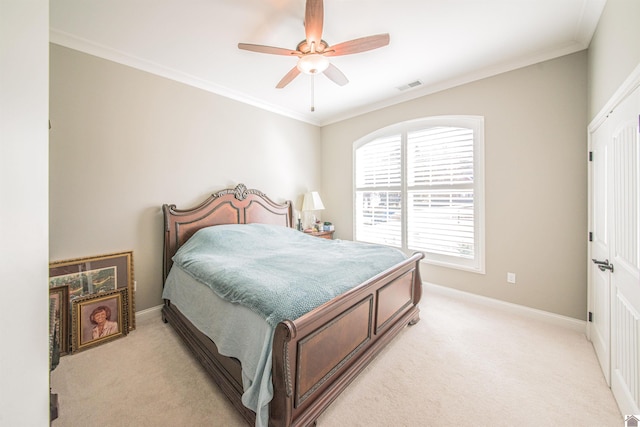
[161,183,424,426]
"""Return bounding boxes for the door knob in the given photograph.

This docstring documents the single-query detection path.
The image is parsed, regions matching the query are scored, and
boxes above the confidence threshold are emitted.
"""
[592,258,614,273]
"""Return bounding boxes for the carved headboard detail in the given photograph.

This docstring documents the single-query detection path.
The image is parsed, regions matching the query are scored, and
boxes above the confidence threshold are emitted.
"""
[162,183,293,280]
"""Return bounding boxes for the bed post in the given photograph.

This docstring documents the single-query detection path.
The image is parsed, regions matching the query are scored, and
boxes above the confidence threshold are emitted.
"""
[270,320,296,427]
[409,251,423,325]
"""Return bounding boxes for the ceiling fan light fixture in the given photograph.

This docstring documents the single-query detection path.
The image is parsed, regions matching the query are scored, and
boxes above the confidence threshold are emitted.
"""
[297,54,329,75]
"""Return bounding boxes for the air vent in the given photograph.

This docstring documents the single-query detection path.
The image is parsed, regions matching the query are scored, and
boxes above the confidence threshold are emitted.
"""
[396,80,423,91]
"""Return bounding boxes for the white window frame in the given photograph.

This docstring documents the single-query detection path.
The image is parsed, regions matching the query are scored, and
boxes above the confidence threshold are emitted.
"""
[353,116,485,273]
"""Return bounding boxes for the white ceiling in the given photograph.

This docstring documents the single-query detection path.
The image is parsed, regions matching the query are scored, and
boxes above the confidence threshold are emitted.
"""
[50,0,606,126]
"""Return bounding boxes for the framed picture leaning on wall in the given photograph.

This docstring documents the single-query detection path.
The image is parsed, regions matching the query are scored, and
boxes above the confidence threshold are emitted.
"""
[49,251,135,331]
[49,284,69,364]
[71,288,129,353]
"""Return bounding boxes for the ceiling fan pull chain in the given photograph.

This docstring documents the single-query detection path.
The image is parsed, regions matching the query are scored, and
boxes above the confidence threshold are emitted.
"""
[310,74,315,112]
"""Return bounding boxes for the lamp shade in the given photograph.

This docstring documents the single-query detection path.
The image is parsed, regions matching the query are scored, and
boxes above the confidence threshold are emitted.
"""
[302,191,325,211]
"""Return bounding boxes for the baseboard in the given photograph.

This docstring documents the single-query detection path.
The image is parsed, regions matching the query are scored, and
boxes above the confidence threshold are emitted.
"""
[135,304,163,322]
[423,282,587,334]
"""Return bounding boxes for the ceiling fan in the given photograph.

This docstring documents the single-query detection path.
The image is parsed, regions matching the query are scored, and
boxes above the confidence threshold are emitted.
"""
[238,0,390,110]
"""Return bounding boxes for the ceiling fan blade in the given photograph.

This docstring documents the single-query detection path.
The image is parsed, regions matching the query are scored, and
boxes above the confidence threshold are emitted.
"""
[276,66,301,88]
[304,0,324,50]
[323,63,348,86]
[238,43,299,56]
[324,34,390,57]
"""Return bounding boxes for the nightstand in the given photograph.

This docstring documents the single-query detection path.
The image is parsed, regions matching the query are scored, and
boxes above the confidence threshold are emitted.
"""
[304,230,334,240]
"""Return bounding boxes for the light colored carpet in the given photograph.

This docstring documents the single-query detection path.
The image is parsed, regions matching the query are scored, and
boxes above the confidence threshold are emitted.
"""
[51,289,622,426]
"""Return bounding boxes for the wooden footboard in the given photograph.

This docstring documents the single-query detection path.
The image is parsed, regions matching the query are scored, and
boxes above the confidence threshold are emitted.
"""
[270,252,423,426]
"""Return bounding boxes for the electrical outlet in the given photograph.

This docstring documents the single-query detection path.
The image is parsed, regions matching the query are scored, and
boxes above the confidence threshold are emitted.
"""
[507,272,516,284]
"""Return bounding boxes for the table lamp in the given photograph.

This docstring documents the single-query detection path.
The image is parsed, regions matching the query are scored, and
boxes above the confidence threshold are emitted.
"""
[302,191,325,230]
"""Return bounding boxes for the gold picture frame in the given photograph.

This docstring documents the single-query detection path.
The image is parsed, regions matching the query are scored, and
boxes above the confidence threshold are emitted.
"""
[71,288,129,353]
[49,251,135,331]
[49,285,69,363]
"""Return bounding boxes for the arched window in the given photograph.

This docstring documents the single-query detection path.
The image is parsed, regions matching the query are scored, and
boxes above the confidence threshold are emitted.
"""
[354,116,485,273]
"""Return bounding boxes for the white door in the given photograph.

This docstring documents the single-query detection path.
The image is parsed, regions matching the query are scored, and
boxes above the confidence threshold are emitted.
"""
[589,83,640,415]
[608,85,640,416]
[589,116,611,385]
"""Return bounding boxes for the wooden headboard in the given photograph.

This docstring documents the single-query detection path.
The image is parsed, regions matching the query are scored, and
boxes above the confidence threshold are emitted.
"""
[162,183,293,281]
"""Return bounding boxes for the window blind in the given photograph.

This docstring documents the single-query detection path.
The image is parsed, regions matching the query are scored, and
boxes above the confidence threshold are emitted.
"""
[407,127,474,258]
[407,127,474,186]
[355,135,401,188]
[355,135,402,247]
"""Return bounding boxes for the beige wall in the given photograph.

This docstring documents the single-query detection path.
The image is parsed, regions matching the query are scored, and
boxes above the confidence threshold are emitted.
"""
[49,44,322,312]
[322,52,589,320]
[587,0,640,120]
[588,0,640,120]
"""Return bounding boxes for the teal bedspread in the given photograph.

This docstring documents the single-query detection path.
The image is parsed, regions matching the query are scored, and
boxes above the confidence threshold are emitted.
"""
[171,223,407,327]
